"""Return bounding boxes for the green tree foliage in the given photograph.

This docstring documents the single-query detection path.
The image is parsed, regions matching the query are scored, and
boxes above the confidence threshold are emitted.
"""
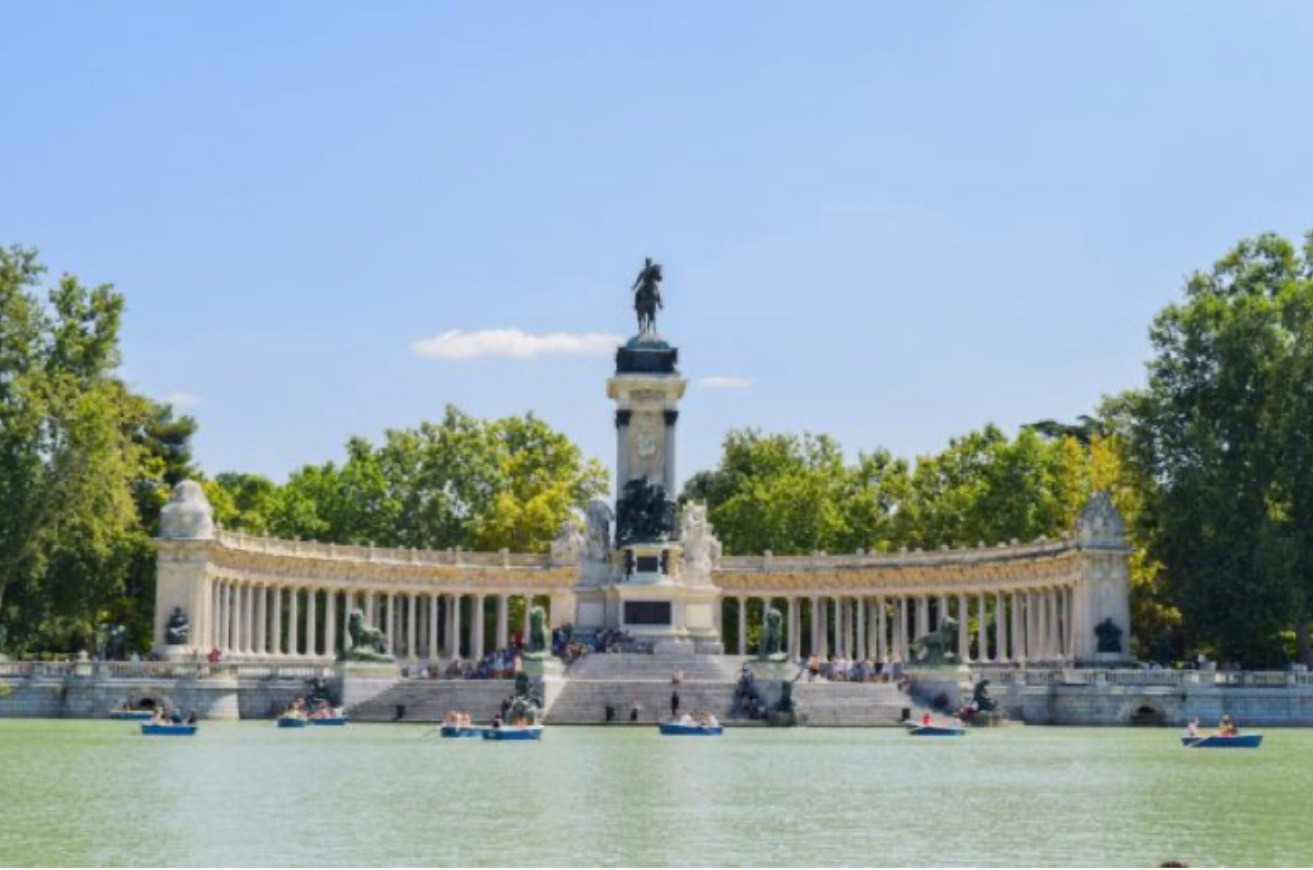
[217,407,609,554]
[0,247,153,654]
[1120,232,1313,665]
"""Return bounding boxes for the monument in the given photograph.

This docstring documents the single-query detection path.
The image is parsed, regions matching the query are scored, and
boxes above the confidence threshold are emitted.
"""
[570,259,724,653]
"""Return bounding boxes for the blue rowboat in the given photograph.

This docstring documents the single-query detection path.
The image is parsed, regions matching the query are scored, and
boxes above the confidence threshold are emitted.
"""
[110,710,154,721]
[482,724,544,741]
[658,721,723,736]
[1182,733,1263,748]
[439,724,486,739]
[141,723,198,736]
[906,723,966,737]
[277,716,308,729]
[308,716,348,727]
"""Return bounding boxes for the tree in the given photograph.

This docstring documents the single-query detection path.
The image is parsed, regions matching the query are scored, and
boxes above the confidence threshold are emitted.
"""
[1121,231,1313,665]
[0,246,146,653]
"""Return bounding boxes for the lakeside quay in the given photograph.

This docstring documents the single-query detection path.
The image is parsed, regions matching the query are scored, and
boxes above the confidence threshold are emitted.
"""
[5,658,1313,727]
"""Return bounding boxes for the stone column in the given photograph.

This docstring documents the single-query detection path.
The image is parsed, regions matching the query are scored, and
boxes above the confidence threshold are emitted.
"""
[1013,592,1025,664]
[270,587,283,657]
[493,595,507,650]
[384,593,395,656]
[995,592,1007,663]
[833,597,843,658]
[253,585,266,656]
[472,594,486,658]
[788,596,801,659]
[365,592,376,628]
[408,593,419,659]
[288,588,300,657]
[663,410,678,495]
[240,583,253,654]
[451,594,463,659]
[856,598,867,661]
[875,597,886,661]
[1028,591,1040,663]
[937,594,947,632]
[428,595,440,660]
[738,596,748,656]
[521,594,532,649]
[325,590,337,659]
[217,582,229,655]
[915,596,928,640]
[306,590,318,657]
[973,594,985,663]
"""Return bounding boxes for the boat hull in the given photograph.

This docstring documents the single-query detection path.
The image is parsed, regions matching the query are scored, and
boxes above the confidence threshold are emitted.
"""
[308,717,348,726]
[277,717,309,729]
[482,725,544,741]
[440,725,486,738]
[906,724,966,737]
[1182,733,1263,748]
[110,710,154,721]
[140,723,198,736]
[658,722,723,736]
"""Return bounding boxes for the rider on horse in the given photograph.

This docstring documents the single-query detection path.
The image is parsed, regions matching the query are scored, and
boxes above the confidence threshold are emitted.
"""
[632,257,664,333]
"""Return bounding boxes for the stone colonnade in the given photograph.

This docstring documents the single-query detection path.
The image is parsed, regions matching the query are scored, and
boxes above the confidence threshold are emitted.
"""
[204,581,556,661]
[722,586,1078,665]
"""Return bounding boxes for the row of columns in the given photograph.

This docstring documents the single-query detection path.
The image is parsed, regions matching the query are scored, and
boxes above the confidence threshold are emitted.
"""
[207,580,550,661]
[726,587,1077,664]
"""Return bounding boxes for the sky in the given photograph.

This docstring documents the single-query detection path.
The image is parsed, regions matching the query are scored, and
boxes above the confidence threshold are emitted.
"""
[3,2,1312,489]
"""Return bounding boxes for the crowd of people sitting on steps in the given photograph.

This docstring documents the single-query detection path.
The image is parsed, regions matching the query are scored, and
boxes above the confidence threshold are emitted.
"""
[800,653,905,684]
[733,664,769,719]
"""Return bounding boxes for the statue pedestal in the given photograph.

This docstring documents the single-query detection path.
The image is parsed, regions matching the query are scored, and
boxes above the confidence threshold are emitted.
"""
[907,665,971,712]
[157,644,191,663]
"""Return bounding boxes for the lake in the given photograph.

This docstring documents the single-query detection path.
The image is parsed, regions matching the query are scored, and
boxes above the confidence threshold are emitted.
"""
[0,721,1308,866]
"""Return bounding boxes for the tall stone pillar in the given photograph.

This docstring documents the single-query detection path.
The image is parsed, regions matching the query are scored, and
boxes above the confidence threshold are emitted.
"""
[495,595,508,650]
[271,587,283,657]
[937,595,947,632]
[384,593,395,656]
[875,597,886,662]
[738,596,748,656]
[254,585,267,656]
[240,583,252,654]
[428,595,440,660]
[521,594,532,649]
[975,594,987,663]
[218,582,230,655]
[995,592,1007,663]
[1012,592,1025,664]
[788,596,801,659]
[288,588,300,657]
[409,593,420,658]
[915,596,929,639]
[325,590,337,659]
[956,594,970,662]
[833,597,843,658]
[472,594,486,658]
[856,598,867,661]
[306,590,318,658]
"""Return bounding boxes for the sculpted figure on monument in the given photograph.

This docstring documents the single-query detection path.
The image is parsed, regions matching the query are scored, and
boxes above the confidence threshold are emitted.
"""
[911,616,960,666]
[584,498,614,562]
[525,605,550,660]
[761,607,786,662]
[632,257,664,334]
[614,476,676,545]
[550,513,585,566]
[164,606,190,645]
[344,609,392,661]
[1095,617,1124,654]
[680,503,722,577]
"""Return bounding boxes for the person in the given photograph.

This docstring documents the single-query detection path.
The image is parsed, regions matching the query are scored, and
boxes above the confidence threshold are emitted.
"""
[1218,714,1237,736]
[921,712,933,727]
[629,702,641,723]
[670,690,680,718]
[1186,718,1200,738]
[184,710,197,725]
[671,668,684,685]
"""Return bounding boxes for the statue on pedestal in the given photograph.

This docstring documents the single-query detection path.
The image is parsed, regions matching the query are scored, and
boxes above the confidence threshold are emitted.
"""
[911,617,960,666]
[760,607,786,662]
[631,257,664,334]
[343,609,392,662]
[614,476,677,545]
[164,607,190,645]
[1095,617,1124,654]
[525,605,550,661]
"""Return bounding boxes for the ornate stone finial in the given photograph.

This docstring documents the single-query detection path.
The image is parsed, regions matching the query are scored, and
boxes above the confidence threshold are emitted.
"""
[1075,491,1126,548]
[159,480,215,540]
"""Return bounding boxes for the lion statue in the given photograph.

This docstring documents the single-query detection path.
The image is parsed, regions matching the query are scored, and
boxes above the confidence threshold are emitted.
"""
[760,606,787,662]
[525,605,550,660]
[344,609,392,662]
[910,616,959,666]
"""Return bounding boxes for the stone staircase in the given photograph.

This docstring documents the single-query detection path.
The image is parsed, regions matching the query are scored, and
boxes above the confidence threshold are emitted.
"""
[564,652,750,682]
[347,679,514,723]
[790,681,924,727]
[546,679,741,725]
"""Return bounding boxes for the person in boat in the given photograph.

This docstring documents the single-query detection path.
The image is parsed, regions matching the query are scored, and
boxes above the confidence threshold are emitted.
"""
[1218,714,1237,736]
[490,714,503,730]
[1186,718,1200,738]
[921,712,933,727]
[184,711,197,724]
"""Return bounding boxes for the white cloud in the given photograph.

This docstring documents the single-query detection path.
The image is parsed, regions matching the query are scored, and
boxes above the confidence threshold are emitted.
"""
[166,391,201,408]
[699,375,753,389]
[411,328,623,360]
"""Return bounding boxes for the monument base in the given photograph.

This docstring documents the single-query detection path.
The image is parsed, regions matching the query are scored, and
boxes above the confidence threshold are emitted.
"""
[156,644,192,663]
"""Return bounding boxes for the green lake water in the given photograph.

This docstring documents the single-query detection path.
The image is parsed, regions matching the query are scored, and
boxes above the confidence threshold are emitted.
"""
[0,720,1309,867]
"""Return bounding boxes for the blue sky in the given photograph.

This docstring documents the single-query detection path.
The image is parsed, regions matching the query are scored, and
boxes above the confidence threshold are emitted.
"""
[3,3,1312,487]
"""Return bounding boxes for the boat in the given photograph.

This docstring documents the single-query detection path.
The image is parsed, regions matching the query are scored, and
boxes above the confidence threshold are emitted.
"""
[277,715,309,729]
[658,717,723,736]
[308,716,348,727]
[140,722,198,736]
[1182,733,1263,748]
[906,722,966,737]
[439,723,486,738]
[481,724,544,741]
[109,709,154,721]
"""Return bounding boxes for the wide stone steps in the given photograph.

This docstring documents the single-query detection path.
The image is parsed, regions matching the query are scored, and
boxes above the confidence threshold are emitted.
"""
[347,680,514,723]
[547,680,740,725]
[791,682,922,727]
[565,653,751,682]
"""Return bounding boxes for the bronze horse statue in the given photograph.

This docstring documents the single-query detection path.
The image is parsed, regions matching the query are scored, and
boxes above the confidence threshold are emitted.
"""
[632,257,663,334]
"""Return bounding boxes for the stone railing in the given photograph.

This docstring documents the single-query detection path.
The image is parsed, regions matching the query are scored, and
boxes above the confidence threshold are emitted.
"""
[716,536,1075,573]
[0,660,335,682]
[214,529,554,569]
[973,666,1313,689]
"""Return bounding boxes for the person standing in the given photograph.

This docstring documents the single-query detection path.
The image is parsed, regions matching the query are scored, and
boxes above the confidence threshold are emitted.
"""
[670,690,680,718]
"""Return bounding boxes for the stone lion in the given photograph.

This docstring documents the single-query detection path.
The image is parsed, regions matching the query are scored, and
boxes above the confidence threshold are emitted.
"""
[345,609,391,661]
[911,616,959,666]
